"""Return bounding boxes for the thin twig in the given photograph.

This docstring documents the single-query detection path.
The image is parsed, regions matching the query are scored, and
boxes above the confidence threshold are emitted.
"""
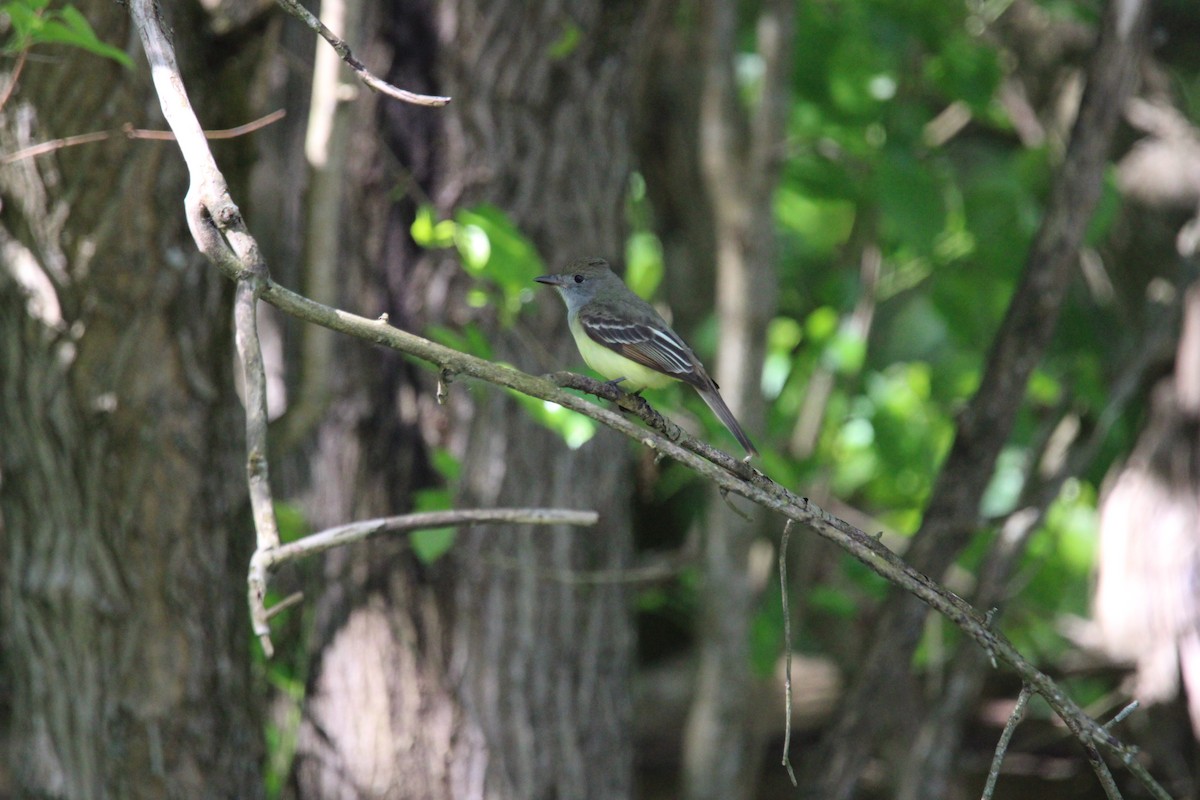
[1060,705,1125,800]
[0,46,31,112]
[981,685,1032,800]
[265,591,305,619]
[246,509,601,652]
[0,110,286,164]
[261,508,599,570]
[779,519,798,787]
[1104,700,1140,730]
[272,0,449,107]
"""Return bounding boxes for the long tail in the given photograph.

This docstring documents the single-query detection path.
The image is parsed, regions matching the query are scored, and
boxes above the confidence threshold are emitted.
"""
[695,384,758,457]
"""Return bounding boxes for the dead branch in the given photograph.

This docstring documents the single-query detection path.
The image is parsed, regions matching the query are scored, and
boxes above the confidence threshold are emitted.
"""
[272,0,449,107]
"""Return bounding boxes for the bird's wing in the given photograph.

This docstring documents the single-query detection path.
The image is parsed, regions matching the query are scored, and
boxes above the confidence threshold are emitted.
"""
[576,307,703,384]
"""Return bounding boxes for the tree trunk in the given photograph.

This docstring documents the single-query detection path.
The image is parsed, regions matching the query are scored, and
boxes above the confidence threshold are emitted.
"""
[0,1,263,796]
[290,1,652,797]
[674,2,790,798]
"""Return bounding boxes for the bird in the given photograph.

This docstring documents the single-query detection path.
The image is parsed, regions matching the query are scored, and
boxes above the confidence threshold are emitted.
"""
[535,257,758,457]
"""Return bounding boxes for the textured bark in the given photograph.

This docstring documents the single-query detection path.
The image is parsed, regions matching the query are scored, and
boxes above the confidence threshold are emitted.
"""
[810,0,1152,796]
[633,3,717,332]
[441,3,648,796]
[0,0,262,797]
[290,1,650,798]
[287,1,447,796]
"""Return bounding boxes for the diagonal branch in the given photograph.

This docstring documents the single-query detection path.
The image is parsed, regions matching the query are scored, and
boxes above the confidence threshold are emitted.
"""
[981,685,1032,800]
[272,0,450,107]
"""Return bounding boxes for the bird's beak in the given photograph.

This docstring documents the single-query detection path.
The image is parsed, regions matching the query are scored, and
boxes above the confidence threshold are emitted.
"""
[534,274,567,287]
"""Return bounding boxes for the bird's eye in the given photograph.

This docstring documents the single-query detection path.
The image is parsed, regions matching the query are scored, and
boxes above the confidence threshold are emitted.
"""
[573,274,584,283]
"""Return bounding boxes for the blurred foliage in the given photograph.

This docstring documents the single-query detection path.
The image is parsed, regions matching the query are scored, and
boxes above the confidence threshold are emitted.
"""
[1,0,132,67]
[412,203,544,324]
[409,447,464,563]
[632,0,1149,683]
[735,0,1143,677]
[258,505,314,798]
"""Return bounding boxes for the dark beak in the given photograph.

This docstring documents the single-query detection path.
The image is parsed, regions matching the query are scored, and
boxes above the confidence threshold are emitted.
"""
[534,274,566,287]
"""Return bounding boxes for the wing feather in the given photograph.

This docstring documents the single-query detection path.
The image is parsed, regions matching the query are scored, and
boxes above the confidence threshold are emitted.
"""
[577,309,701,383]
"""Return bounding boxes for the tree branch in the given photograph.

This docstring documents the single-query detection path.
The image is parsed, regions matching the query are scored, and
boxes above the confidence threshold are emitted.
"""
[272,0,450,107]
[258,268,1168,797]
[0,110,286,165]
[262,508,599,569]
[981,685,1032,800]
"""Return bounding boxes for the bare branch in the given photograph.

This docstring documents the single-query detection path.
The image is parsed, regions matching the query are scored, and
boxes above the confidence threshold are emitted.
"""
[261,508,600,570]
[249,276,1169,798]
[0,45,29,112]
[0,110,287,165]
[779,519,798,787]
[1060,703,1124,800]
[981,685,1032,800]
[235,279,279,556]
[1104,700,1140,731]
[234,279,280,654]
[272,0,450,107]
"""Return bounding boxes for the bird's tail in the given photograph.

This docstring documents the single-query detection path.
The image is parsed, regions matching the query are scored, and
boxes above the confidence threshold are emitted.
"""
[696,384,758,457]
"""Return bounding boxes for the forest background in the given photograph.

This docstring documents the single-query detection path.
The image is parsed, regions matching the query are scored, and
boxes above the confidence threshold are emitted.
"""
[3,0,1200,798]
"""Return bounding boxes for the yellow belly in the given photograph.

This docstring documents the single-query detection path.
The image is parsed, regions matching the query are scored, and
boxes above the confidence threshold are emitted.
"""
[569,316,674,391]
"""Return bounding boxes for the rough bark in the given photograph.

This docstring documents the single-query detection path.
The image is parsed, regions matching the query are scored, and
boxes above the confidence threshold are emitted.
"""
[810,0,1151,796]
[286,1,448,796]
[0,0,263,796]
[290,1,651,798]
[441,3,649,796]
[632,2,717,332]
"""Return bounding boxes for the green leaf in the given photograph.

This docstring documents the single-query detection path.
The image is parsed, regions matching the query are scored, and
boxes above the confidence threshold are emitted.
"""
[425,323,494,359]
[876,151,945,255]
[410,486,456,563]
[40,7,133,67]
[924,33,1001,113]
[411,527,456,563]
[512,392,597,449]
[446,205,545,323]
[429,447,461,482]
[3,2,41,45]
[624,231,663,300]
[547,20,581,60]
[410,204,456,248]
[774,187,856,256]
[807,585,858,618]
[273,501,310,543]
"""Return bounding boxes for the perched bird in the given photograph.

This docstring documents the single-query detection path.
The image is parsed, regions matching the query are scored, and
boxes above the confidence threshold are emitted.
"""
[535,257,757,456]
